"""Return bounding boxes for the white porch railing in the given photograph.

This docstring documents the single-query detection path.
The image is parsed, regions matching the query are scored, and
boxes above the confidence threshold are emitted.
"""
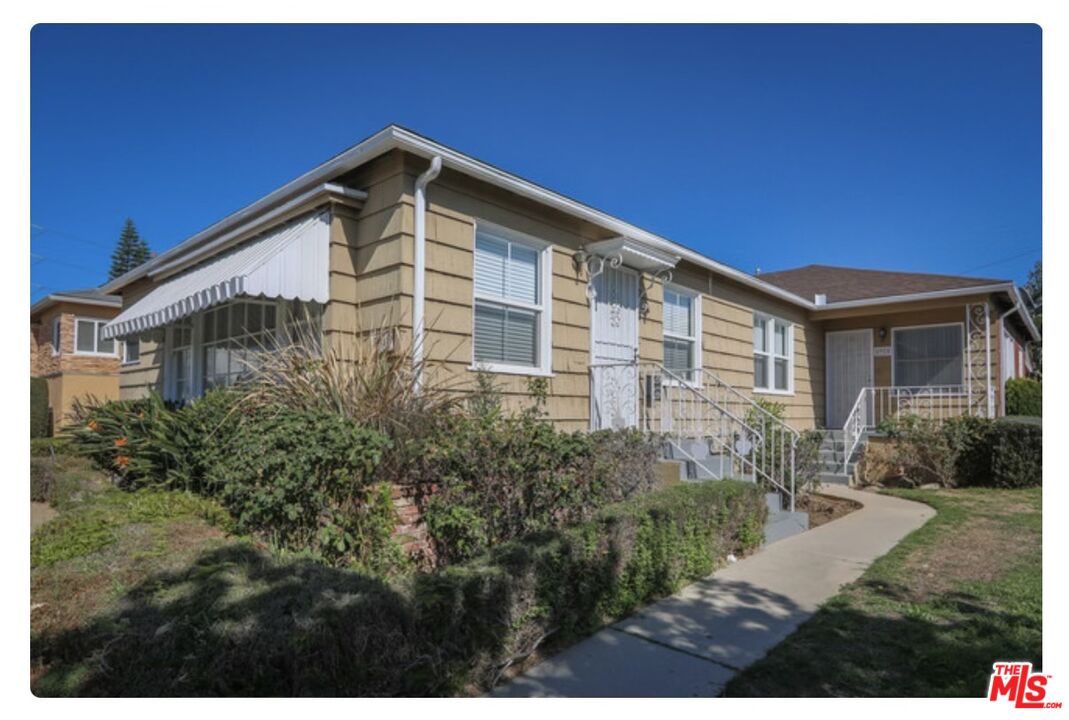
[840,384,971,473]
[591,362,798,511]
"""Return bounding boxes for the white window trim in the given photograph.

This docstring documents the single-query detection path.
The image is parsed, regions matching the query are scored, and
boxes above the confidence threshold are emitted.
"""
[753,312,795,396]
[51,317,61,356]
[468,219,554,377]
[73,316,119,357]
[662,284,702,386]
[890,321,967,392]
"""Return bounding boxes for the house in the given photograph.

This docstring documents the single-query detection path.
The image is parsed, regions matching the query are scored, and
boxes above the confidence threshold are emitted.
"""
[30,288,126,434]
[99,125,1040,511]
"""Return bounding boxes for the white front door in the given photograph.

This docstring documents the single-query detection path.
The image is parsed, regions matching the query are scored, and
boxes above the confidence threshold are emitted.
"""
[826,329,874,427]
[590,266,640,430]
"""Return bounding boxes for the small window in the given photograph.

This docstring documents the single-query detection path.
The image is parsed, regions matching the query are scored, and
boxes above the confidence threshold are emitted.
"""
[74,318,117,356]
[892,324,963,387]
[754,313,793,393]
[51,317,61,356]
[123,338,140,365]
[663,287,701,381]
[472,223,550,373]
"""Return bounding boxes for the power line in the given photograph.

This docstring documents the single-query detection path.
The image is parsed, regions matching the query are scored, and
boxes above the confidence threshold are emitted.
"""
[30,222,114,252]
[959,247,1040,275]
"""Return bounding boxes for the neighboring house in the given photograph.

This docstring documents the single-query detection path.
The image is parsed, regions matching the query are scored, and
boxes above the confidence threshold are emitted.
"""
[30,288,125,434]
[99,125,1040,508]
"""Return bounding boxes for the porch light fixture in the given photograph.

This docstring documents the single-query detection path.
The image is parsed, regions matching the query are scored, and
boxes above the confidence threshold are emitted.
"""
[879,327,888,340]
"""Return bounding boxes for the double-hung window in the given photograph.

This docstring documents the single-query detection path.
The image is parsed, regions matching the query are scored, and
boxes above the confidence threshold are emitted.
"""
[892,324,963,388]
[663,286,701,381]
[74,318,116,356]
[754,313,793,393]
[472,222,551,374]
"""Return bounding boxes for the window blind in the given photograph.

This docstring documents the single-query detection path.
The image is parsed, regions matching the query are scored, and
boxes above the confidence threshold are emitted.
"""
[473,228,543,368]
[893,325,963,387]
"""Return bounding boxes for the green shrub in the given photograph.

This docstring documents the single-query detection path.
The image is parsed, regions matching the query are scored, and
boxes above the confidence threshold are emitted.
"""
[210,406,399,571]
[879,413,1041,488]
[31,377,50,438]
[990,418,1042,488]
[877,414,958,486]
[138,388,245,493]
[943,415,996,486]
[744,398,823,494]
[421,397,659,565]
[65,394,172,485]
[31,437,70,457]
[414,480,767,692]
[1006,377,1042,417]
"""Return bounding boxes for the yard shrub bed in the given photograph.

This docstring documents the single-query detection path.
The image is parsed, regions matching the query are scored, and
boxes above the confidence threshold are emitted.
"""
[414,480,765,692]
[32,478,766,696]
[66,380,663,573]
[877,414,1042,488]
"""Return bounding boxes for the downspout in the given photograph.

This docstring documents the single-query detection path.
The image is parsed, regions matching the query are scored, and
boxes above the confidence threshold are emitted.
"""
[413,156,442,392]
[997,304,1020,416]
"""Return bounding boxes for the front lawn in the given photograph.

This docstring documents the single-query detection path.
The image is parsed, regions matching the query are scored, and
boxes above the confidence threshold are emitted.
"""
[724,487,1042,697]
[32,446,767,696]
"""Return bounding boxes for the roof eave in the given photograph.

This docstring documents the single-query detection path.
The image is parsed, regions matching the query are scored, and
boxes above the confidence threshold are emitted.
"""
[100,125,817,309]
[30,293,121,316]
[810,283,1017,313]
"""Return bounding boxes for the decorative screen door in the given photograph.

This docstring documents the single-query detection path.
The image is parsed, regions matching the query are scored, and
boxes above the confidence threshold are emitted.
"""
[825,329,874,427]
[590,266,640,430]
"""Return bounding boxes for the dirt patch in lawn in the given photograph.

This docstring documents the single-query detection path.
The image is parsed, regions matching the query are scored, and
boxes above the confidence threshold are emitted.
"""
[798,492,861,528]
[899,522,1029,600]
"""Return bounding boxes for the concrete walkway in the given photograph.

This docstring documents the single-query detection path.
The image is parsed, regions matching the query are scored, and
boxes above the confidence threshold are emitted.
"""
[492,486,935,697]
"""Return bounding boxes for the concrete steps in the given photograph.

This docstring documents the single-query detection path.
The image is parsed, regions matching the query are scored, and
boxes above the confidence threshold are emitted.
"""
[661,439,810,545]
[763,491,809,545]
[814,429,868,487]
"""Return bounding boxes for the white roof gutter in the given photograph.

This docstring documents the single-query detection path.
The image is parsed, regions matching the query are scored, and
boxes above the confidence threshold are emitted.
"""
[812,283,1018,311]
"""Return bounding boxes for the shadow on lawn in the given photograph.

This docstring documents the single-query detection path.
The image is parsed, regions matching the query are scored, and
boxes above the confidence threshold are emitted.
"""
[33,542,811,697]
[32,544,430,696]
[723,577,1043,697]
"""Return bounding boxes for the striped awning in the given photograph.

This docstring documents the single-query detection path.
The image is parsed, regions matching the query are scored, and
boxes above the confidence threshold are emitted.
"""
[103,211,330,339]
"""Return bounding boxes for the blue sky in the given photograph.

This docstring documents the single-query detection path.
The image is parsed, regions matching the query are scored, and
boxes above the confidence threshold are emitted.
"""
[31,24,1041,301]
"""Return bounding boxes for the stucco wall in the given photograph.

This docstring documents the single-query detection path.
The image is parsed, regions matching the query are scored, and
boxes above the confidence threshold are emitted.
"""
[31,301,122,432]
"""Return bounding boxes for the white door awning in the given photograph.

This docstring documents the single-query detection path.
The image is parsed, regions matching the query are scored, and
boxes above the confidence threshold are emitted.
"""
[103,211,330,340]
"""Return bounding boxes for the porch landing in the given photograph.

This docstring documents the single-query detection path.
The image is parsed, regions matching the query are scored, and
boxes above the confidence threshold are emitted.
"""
[491,486,935,697]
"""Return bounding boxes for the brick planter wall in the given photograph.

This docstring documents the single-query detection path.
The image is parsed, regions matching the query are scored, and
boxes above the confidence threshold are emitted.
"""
[390,483,438,567]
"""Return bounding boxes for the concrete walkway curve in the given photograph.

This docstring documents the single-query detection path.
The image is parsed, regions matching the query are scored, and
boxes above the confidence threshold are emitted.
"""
[492,486,935,697]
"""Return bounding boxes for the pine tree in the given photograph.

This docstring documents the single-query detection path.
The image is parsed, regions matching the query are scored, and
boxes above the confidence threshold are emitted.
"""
[108,218,152,280]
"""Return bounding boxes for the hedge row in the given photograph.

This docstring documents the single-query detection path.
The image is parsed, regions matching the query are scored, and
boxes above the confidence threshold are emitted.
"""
[879,414,1041,489]
[945,416,1042,488]
[1006,377,1041,417]
[34,480,767,696]
[31,377,50,439]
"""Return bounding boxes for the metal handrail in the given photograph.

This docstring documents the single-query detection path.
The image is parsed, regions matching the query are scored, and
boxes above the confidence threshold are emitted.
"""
[839,384,971,473]
[590,361,797,511]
